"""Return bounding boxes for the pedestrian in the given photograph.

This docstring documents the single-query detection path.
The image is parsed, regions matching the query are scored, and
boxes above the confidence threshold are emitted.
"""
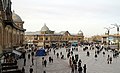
[49,56,51,63]
[69,57,72,67]
[22,67,25,73]
[83,64,87,73]
[71,51,73,55]
[54,50,56,55]
[57,53,59,58]
[31,57,34,65]
[67,52,70,58]
[42,57,44,65]
[87,51,90,56]
[78,66,82,73]
[31,51,34,57]
[51,57,53,63]
[29,66,33,73]
[75,64,77,70]
[72,56,74,61]
[110,57,112,64]
[103,51,105,56]
[44,59,47,67]
[61,55,64,59]
[107,55,110,64]
[28,53,30,59]
[95,54,97,61]
[24,58,26,66]
[71,64,74,73]
[60,52,62,55]
[78,59,82,67]
[43,71,46,73]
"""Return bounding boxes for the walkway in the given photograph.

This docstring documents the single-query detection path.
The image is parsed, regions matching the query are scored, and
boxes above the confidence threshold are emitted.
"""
[17,46,120,73]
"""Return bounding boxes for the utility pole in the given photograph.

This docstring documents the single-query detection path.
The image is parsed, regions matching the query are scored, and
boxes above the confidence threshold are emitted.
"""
[104,27,114,46]
[111,23,120,50]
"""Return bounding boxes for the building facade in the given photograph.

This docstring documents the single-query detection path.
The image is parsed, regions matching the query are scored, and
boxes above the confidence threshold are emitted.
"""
[0,0,26,54]
[25,24,84,48]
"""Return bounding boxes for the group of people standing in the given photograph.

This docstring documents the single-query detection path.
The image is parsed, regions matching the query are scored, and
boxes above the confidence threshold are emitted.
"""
[107,55,112,64]
[69,56,87,73]
[21,49,36,73]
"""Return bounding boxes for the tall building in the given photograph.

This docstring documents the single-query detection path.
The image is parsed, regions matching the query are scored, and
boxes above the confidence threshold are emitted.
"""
[25,24,84,48]
[0,0,26,54]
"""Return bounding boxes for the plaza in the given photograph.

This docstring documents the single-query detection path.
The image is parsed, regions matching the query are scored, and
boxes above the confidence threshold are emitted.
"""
[17,45,120,73]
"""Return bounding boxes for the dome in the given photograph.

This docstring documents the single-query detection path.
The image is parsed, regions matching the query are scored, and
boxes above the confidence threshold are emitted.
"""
[41,24,50,31]
[78,30,83,35]
[12,11,22,22]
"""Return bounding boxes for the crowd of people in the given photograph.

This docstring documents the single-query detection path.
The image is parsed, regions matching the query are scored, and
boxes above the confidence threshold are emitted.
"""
[12,43,120,73]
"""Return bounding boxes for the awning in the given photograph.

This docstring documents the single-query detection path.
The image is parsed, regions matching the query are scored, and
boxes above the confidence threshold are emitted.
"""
[12,50,22,56]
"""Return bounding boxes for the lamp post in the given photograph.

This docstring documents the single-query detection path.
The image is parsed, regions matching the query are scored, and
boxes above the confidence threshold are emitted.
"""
[43,34,45,49]
[104,27,114,46]
[111,23,120,50]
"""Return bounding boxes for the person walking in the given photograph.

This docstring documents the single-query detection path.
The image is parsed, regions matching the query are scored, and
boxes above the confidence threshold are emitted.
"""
[78,66,82,73]
[78,59,82,67]
[75,64,77,72]
[103,51,105,56]
[95,54,97,61]
[43,71,46,73]
[69,57,72,67]
[42,57,44,65]
[83,64,87,73]
[54,50,56,55]
[29,66,33,73]
[110,57,112,64]
[44,59,47,67]
[107,55,110,64]
[57,53,59,58]
[28,53,30,59]
[49,56,51,63]
[24,58,26,66]
[31,51,34,57]
[71,64,74,73]
[31,57,34,65]
[87,51,90,56]
[51,57,53,63]
[22,67,25,73]
[60,52,62,56]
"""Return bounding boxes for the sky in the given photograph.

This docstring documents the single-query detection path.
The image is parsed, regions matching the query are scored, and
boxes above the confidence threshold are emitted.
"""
[11,0,120,37]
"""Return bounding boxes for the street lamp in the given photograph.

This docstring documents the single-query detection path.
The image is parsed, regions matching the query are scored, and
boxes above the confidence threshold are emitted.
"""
[111,23,120,50]
[104,27,114,46]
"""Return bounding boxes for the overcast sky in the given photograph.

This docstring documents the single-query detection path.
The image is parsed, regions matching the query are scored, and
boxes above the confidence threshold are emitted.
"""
[12,0,120,37]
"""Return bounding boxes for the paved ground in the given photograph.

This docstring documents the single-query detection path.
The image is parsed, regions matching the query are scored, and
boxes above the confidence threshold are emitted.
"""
[17,46,120,73]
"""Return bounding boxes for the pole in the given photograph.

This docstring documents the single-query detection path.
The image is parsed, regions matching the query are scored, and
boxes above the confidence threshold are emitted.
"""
[117,27,119,50]
[104,27,114,47]
[36,57,37,73]
[43,34,45,49]
[111,24,120,50]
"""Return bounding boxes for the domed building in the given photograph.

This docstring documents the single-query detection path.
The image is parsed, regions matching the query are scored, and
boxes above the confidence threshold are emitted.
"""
[0,0,26,54]
[41,24,49,31]
[25,24,84,48]
[40,24,54,34]
[12,11,24,28]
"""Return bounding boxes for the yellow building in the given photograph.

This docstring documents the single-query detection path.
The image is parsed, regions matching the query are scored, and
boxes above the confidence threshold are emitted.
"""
[25,24,84,48]
[0,0,26,54]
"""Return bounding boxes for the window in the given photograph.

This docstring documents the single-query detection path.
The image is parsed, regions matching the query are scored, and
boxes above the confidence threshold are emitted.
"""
[46,37,48,40]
